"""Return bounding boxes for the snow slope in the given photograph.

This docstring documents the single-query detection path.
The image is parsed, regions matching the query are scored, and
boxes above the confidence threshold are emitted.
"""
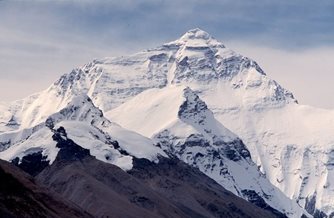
[214,101,334,216]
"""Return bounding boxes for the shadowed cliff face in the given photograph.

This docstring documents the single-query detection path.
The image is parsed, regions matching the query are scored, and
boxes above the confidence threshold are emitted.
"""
[0,159,91,218]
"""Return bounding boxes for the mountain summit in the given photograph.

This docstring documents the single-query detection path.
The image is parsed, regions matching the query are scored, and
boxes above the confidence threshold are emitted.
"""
[166,28,225,48]
[180,28,213,40]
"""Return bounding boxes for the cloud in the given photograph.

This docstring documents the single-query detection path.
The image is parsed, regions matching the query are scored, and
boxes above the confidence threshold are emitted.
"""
[2,0,333,48]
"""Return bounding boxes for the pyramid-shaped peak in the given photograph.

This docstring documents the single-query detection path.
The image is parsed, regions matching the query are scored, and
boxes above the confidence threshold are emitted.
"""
[45,94,105,129]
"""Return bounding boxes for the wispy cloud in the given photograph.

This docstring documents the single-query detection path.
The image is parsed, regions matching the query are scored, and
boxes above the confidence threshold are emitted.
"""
[2,0,333,48]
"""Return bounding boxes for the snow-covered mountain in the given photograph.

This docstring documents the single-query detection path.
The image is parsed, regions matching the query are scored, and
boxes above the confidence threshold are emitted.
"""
[0,28,332,217]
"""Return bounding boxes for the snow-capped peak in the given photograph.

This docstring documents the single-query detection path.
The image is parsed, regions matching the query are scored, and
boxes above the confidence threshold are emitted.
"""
[181,28,212,40]
[107,85,236,142]
[179,87,237,143]
[45,94,104,129]
[165,28,225,48]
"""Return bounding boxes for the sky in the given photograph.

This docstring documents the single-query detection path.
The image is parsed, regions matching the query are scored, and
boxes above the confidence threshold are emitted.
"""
[0,0,333,108]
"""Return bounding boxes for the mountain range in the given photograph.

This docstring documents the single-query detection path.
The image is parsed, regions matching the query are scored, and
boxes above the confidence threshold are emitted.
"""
[0,28,332,218]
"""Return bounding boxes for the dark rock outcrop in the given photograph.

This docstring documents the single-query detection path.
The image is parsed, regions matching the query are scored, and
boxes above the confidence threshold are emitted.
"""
[12,151,49,176]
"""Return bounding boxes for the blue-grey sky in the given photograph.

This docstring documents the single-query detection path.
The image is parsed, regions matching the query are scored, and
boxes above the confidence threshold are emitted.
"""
[1,0,333,108]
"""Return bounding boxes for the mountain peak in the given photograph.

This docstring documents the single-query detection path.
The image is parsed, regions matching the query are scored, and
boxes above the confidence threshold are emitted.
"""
[166,28,225,48]
[45,94,105,129]
[180,28,212,40]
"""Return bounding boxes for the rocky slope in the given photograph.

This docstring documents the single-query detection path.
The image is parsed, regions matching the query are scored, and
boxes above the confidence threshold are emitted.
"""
[0,159,91,218]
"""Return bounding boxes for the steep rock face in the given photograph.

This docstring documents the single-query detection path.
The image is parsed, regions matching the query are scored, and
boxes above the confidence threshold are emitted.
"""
[0,159,91,218]
[107,86,307,217]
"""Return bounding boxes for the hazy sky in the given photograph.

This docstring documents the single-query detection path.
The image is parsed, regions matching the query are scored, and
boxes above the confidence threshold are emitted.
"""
[0,0,333,108]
